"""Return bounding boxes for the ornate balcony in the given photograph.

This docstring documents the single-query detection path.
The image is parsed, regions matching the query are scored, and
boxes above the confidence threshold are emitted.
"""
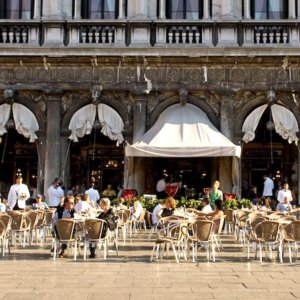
[0,19,299,49]
[0,21,40,45]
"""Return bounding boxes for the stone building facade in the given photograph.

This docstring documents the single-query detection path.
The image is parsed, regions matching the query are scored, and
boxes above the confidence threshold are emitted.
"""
[0,0,300,200]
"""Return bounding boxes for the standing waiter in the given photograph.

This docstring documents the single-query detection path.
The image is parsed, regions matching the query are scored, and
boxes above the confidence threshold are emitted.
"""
[7,175,30,210]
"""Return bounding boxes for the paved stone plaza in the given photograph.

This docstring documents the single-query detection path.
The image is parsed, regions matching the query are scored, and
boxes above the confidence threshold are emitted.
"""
[0,232,299,300]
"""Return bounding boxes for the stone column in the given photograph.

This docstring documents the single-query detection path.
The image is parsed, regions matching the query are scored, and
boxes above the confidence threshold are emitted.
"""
[243,0,251,19]
[298,146,300,204]
[62,0,73,19]
[42,0,65,44]
[74,0,81,19]
[135,0,148,19]
[221,0,242,19]
[203,0,210,19]
[131,92,148,196]
[219,96,235,194]
[298,0,300,19]
[158,0,166,19]
[44,92,61,195]
[42,0,63,19]
[60,134,70,191]
[289,0,296,19]
[118,0,126,19]
[36,136,46,194]
[33,0,41,19]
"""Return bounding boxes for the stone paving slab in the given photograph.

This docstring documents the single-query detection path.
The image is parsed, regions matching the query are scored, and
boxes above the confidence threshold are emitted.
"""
[0,232,299,299]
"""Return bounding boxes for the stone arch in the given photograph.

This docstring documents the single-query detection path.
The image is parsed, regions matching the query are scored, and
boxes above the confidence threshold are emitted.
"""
[0,94,46,133]
[148,94,219,129]
[236,94,300,137]
[61,92,129,133]
[235,97,268,137]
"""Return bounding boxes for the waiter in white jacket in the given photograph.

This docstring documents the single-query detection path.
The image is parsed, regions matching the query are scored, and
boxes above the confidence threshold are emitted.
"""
[7,175,30,210]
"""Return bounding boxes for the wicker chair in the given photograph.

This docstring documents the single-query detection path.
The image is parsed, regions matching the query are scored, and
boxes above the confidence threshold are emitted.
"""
[52,219,77,260]
[245,216,267,260]
[188,219,215,262]
[253,220,281,263]
[150,222,188,264]
[117,209,132,242]
[132,208,147,233]
[26,210,40,245]
[44,209,56,240]
[282,220,300,262]
[0,215,11,256]
[224,208,234,234]
[8,211,31,248]
[83,219,108,260]
[212,216,225,251]
[148,215,180,241]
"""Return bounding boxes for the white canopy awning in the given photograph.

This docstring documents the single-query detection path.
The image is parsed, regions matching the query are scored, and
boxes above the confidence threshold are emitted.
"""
[242,104,299,145]
[0,103,11,135]
[0,103,39,142]
[13,103,39,143]
[68,103,124,145]
[125,103,241,158]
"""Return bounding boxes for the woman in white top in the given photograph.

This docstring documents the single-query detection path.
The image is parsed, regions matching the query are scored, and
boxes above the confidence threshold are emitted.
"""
[277,183,293,204]
[201,198,213,213]
[75,195,91,213]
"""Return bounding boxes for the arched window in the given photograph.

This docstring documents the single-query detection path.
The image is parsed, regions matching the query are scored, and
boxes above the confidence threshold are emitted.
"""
[166,0,204,20]
[251,0,287,19]
[81,0,122,19]
[0,0,33,19]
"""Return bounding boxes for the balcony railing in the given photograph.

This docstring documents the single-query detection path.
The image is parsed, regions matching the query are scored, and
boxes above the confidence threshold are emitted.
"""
[0,19,299,48]
[166,25,202,44]
[0,21,40,45]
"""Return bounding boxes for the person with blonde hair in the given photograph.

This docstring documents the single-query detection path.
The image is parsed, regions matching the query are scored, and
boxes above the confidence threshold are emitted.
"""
[209,180,223,206]
[158,197,176,218]
[90,198,118,258]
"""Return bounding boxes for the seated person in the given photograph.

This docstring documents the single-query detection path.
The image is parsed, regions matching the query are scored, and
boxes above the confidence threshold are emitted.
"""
[89,198,118,258]
[52,195,75,257]
[117,198,127,210]
[83,193,96,209]
[276,197,293,213]
[74,194,91,213]
[201,197,213,213]
[32,194,49,210]
[102,184,116,199]
[152,202,163,225]
[0,193,6,212]
[197,199,224,221]
[259,197,272,211]
[158,197,176,219]
[130,197,143,220]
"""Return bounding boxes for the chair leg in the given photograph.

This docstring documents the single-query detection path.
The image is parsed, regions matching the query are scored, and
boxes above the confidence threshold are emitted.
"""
[171,242,179,264]
[259,243,263,263]
[150,243,156,262]
[288,242,293,263]
[74,240,77,260]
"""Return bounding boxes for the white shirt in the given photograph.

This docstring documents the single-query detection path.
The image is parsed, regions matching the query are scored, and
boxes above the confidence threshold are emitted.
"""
[75,201,91,212]
[156,179,166,192]
[7,183,30,209]
[85,188,100,206]
[47,185,64,207]
[277,189,293,204]
[201,204,213,213]
[262,177,274,197]
[152,204,162,224]
[131,202,143,219]
[276,202,292,213]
